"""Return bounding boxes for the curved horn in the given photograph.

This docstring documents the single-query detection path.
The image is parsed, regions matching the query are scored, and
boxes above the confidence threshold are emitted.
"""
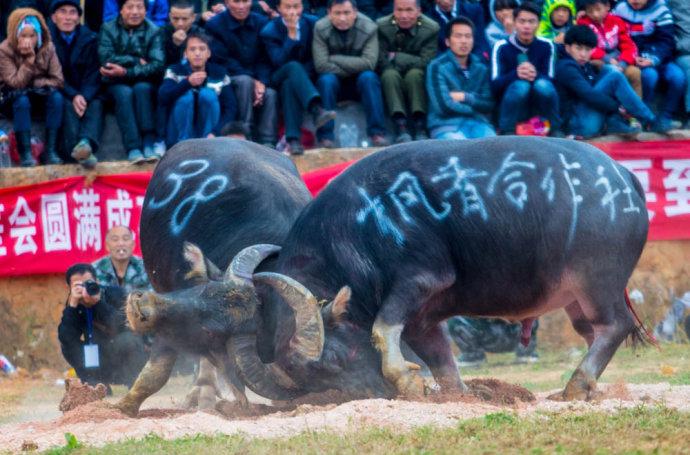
[252,272,325,363]
[225,244,282,286]
[227,334,304,401]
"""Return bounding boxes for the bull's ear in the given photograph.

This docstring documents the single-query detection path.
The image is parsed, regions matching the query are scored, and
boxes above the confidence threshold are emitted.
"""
[183,241,224,283]
[183,242,210,284]
[324,286,351,325]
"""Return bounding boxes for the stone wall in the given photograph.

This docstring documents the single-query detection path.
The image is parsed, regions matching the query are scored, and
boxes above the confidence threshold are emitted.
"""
[0,147,687,371]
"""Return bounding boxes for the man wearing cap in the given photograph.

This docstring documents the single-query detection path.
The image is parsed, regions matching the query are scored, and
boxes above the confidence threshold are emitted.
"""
[49,0,102,168]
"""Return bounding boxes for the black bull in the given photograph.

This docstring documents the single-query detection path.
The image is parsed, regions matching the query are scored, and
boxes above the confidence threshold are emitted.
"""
[115,138,311,416]
[122,136,650,411]
[140,138,311,293]
[220,136,650,401]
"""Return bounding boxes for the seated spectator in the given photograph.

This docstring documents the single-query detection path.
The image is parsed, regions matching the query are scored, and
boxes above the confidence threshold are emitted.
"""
[103,0,169,26]
[92,225,151,291]
[260,0,336,154]
[491,2,561,135]
[99,0,165,163]
[427,0,490,58]
[0,7,63,166]
[58,263,148,389]
[556,25,670,137]
[159,30,237,145]
[614,0,686,131]
[163,0,202,66]
[668,0,690,128]
[206,0,278,146]
[577,0,642,97]
[447,316,539,367]
[49,0,101,169]
[377,0,438,143]
[313,0,390,147]
[426,16,495,139]
[486,0,518,48]
[537,0,575,44]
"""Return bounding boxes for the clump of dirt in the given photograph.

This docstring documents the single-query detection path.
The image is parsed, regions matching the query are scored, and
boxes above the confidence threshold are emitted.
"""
[418,378,535,407]
[58,379,107,412]
[57,401,128,425]
[466,378,536,405]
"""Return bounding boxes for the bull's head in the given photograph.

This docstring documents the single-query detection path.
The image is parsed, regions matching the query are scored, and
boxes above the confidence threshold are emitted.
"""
[124,245,278,351]
[225,246,395,401]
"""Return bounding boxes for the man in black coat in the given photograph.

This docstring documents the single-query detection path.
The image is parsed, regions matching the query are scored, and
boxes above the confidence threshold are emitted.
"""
[49,0,102,167]
[58,263,148,388]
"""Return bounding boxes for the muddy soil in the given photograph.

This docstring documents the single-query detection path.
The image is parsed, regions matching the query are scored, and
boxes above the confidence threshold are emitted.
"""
[1,381,688,453]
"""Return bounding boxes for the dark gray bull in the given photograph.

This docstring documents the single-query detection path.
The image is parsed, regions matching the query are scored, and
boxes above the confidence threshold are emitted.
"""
[126,136,650,404]
[115,138,311,416]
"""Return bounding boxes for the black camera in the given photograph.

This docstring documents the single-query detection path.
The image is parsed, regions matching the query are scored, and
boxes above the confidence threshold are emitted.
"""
[83,280,101,296]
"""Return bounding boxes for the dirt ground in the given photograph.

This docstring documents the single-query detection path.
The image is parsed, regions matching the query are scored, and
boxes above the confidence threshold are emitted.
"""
[1,375,689,453]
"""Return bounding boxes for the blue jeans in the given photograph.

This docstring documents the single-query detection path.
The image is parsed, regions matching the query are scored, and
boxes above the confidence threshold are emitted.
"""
[568,69,655,138]
[316,71,386,140]
[12,89,63,133]
[498,78,560,133]
[431,118,496,139]
[167,88,220,145]
[641,62,687,118]
[674,55,690,114]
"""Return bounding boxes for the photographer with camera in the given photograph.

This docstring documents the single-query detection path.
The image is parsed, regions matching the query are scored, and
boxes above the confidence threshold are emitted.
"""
[58,263,148,390]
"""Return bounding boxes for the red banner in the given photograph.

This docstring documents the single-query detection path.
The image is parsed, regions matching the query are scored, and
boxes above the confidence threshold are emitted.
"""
[0,173,151,276]
[0,140,689,277]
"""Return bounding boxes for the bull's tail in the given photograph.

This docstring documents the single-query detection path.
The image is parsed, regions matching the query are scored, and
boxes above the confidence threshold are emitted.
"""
[624,289,660,348]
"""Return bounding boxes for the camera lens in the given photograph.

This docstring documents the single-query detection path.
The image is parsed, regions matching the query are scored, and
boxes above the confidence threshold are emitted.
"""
[84,280,100,296]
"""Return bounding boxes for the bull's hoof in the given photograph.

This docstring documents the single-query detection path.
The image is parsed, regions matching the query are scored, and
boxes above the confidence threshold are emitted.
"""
[198,385,218,410]
[215,398,251,416]
[546,385,600,401]
[112,400,139,418]
[549,369,598,401]
[183,386,201,409]
[394,371,426,397]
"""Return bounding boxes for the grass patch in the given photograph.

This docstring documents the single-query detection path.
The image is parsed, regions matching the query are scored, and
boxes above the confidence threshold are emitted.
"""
[462,343,690,392]
[42,406,690,454]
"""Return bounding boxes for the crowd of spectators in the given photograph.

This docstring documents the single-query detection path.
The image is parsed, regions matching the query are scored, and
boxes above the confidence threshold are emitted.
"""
[0,0,688,166]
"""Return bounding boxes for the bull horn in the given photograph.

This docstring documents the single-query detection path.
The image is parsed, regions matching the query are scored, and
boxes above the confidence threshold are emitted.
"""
[227,334,304,401]
[225,244,282,286]
[252,272,325,363]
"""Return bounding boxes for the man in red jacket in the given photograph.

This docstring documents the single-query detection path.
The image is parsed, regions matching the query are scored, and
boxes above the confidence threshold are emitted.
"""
[577,0,642,97]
